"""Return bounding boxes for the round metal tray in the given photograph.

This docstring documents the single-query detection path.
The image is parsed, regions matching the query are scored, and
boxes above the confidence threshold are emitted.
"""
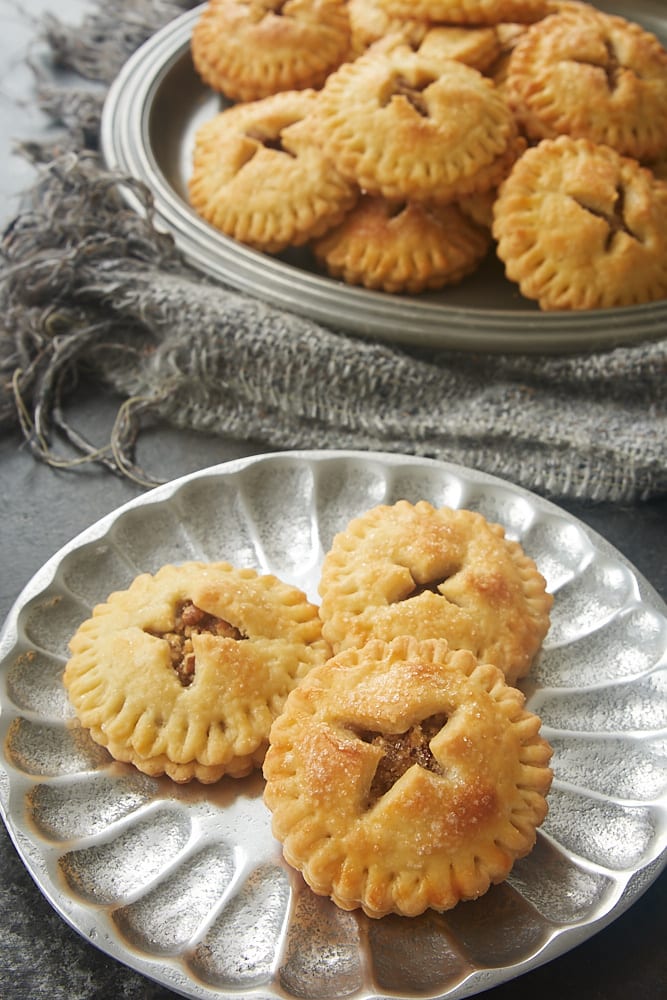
[100,1,667,353]
[0,451,665,999]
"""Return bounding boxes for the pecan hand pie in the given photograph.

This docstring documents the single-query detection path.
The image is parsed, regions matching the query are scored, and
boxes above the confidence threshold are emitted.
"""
[263,636,553,918]
[318,500,552,685]
[64,562,330,783]
[493,135,667,310]
[316,44,520,203]
[505,7,667,160]
[191,0,352,102]
[189,90,357,253]
[313,194,491,294]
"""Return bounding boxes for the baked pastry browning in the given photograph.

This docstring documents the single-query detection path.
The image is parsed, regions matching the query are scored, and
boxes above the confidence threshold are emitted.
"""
[64,562,330,783]
[348,0,431,54]
[318,500,552,685]
[505,7,667,160]
[263,636,553,918]
[316,45,520,203]
[313,195,491,294]
[189,90,358,253]
[191,0,352,102]
[349,1,502,72]
[492,135,667,310]
[372,0,549,25]
[415,25,502,73]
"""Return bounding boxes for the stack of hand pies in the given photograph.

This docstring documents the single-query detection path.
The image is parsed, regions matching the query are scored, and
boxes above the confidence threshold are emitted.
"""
[186,0,667,310]
[65,500,555,918]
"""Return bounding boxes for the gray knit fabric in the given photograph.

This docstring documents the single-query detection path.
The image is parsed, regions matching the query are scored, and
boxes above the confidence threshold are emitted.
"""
[1,0,665,501]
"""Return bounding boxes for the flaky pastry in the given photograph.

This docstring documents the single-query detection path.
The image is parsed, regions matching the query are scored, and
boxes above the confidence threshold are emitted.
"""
[313,195,491,293]
[64,561,330,783]
[189,90,357,253]
[372,0,549,25]
[349,1,501,72]
[505,7,667,160]
[493,135,667,310]
[191,0,352,102]
[263,635,553,918]
[318,500,552,685]
[316,45,520,203]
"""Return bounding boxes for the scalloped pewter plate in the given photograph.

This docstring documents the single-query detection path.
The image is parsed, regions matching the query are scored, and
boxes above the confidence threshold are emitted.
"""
[0,451,666,1000]
[99,1,667,354]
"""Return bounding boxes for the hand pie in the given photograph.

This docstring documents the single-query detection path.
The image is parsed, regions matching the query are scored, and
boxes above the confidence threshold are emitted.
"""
[64,561,330,783]
[191,0,352,102]
[318,500,552,685]
[493,135,667,310]
[505,6,667,160]
[349,1,501,72]
[316,44,521,203]
[263,635,553,918]
[313,195,491,294]
[189,90,358,253]
[371,0,549,25]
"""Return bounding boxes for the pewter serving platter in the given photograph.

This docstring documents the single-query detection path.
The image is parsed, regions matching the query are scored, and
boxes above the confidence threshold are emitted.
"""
[0,450,666,999]
[100,1,667,353]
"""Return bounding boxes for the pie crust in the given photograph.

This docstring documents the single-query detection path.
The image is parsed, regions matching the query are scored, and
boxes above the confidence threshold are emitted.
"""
[493,135,667,310]
[372,0,549,26]
[505,7,667,160]
[318,500,552,685]
[316,45,520,202]
[191,0,352,102]
[189,90,358,253]
[313,195,491,294]
[263,635,553,918]
[64,561,330,783]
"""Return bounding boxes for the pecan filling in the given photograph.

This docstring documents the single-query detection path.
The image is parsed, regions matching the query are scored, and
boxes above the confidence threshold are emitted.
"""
[391,569,452,603]
[358,713,447,807]
[244,127,297,157]
[386,75,433,117]
[574,184,640,250]
[575,38,623,92]
[148,600,245,687]
[408,575,448,599]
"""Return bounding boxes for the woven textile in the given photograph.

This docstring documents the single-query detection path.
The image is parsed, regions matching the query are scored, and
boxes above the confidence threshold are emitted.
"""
[1,0,665,501]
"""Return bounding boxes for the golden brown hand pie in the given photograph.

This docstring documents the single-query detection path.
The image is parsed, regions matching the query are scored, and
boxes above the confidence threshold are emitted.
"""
[493,135,667,310]
[504,7,667,160]
[191,0,352,102]
[64,562,330,783]
[318,500,552,685]
[316,44,520,203]
[313,195,491,294]
[263,635,553,918]
[189,90,358,253]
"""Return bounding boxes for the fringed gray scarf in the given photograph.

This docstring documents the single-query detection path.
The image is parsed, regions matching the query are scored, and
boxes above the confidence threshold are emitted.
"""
[1,0,665,500]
